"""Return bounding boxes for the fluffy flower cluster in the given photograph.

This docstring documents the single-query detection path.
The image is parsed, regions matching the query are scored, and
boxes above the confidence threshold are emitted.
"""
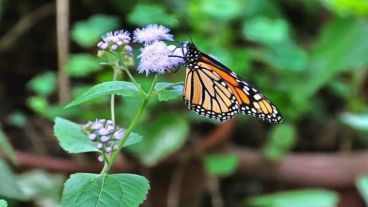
[97,30,132,54]
[82,119,125,162]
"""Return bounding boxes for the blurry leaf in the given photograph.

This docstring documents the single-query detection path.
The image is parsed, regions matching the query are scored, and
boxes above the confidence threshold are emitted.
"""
[246,189,339,207]
[17,170,64,206]
[65,81,140,108]
[27,72,56,97]
[340,113,368,132]
[71,15,119,47]
[27,96,49,114]
[263,123,296,161]
[242,0,282,18]
[243,17,289,46]
[0,200,6,207]
[54,117,98,153]
[154,82,183,101]
[67,54,102,77]
[322,0,368,17]
[203,154,239,176]
[128,4,178,27]
[298,18,368,98]
[200,0,243,21]
[0,159,24,199]
[357,175,368,205]
[7,111,28,127]
[62,173,149,207]
[0,127,17,164]
[129,114,189,166]
[54,117,142,153]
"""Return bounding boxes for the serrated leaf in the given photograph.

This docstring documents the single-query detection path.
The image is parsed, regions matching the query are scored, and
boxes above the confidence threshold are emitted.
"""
[62,173,150,207]
[0,159,24,199]
[71,15,119,47]
[54,117,98,153]
[0,127,17,164]
[154,82,183,101]
[128,4,178,27]
[204,154,239,176]
[54,117,143,153]
[129,114,189,166]
[67,54,102,77]
[357,175,368,205]
[0,200,7,207]
[26,72,56,97]
[246,188,339,207]
[65,81,140,108]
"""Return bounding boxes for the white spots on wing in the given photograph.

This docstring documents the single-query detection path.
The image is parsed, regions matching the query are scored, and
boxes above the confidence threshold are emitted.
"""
[254,94,262,100]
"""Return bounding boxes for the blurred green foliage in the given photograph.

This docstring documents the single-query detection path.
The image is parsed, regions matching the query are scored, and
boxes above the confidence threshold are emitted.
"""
[0,200,6,207]
[203,154,240,176]
[0,128,16,164]
[357,175,368,205]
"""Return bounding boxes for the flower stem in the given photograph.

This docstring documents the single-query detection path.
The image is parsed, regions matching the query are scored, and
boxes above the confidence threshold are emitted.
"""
[100,75,158,174]
[110,69,119,124]
[124,68,148,97]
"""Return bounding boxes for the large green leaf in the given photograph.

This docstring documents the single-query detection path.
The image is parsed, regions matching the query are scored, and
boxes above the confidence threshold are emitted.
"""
[0,200,7,207]
[203,154,239,176]
[128,4,178,27]
[65,81,140,108]
[246,189,339,207]
[357,175,368,205]
[154,82,183,101]
[0,127,17,164]
[129,114,189,166]
[67,54,102,77]
[71,15,119,47]
[0,159,24,199]
[297,18,368,98]
[62,173,150,207]
[54,117,142,153]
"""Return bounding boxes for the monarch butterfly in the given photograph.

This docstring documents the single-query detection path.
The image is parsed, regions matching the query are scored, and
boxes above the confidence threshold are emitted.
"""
[177,42,283,123]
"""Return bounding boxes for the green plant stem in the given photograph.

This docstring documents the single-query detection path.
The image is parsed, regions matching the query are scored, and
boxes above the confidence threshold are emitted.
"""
[110,69,119,124]
[100,75,158,174]
[124,68,148,97]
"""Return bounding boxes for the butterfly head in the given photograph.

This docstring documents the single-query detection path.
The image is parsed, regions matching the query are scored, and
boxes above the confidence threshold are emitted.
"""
[183,42,200,66]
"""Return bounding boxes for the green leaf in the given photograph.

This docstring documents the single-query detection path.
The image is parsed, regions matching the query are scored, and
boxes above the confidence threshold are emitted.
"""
[54,117,142,153]
[263,123,297,161]
[129,114,189,166]
[322,0,368,17]
[17,170,64,204]
[0,127,17,164]
[128,4,178,27]
[203,154,239,176]
[200,0,243,21]
[246,189,339,207]
[0,159,24,199]
[67,54,102,77]
[26,72,56,97]
[65,81,140,108]
[340,113,368,132]
[357,176,368,205]
[71,15,119,47]
[0,200,7,207]
[54,117,98,153]
[62,173,150,207]
[154,82,183,101]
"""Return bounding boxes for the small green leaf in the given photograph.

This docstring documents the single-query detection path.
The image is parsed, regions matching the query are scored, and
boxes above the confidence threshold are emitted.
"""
[71,14,119,47]
[0,127,17,164]
[54,117,142,153]
[340,113,368,132]
[246,188,339,207]
[154,82,183,101]
[263,123,296,161]
[62,173,150,207]
[65,81,140,108]
[203,154,239,176]
[128,4,178,27]
[357,175,368,205]
[0,200,7,207]
[129,114,189,166]
[26,72,56,97]
[0,159,24,199]
[67,54,102,77]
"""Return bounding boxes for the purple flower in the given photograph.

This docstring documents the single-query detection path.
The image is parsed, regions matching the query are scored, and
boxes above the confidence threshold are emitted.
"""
[100,136,110,143]
[97,29,131,51]
[97,155,104,162]
[137,41,184,75]
[88,134,97,141]
[97,143,103,149]
[98,128,110,136]
[133,24,173,45]
[114,128,125,140]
